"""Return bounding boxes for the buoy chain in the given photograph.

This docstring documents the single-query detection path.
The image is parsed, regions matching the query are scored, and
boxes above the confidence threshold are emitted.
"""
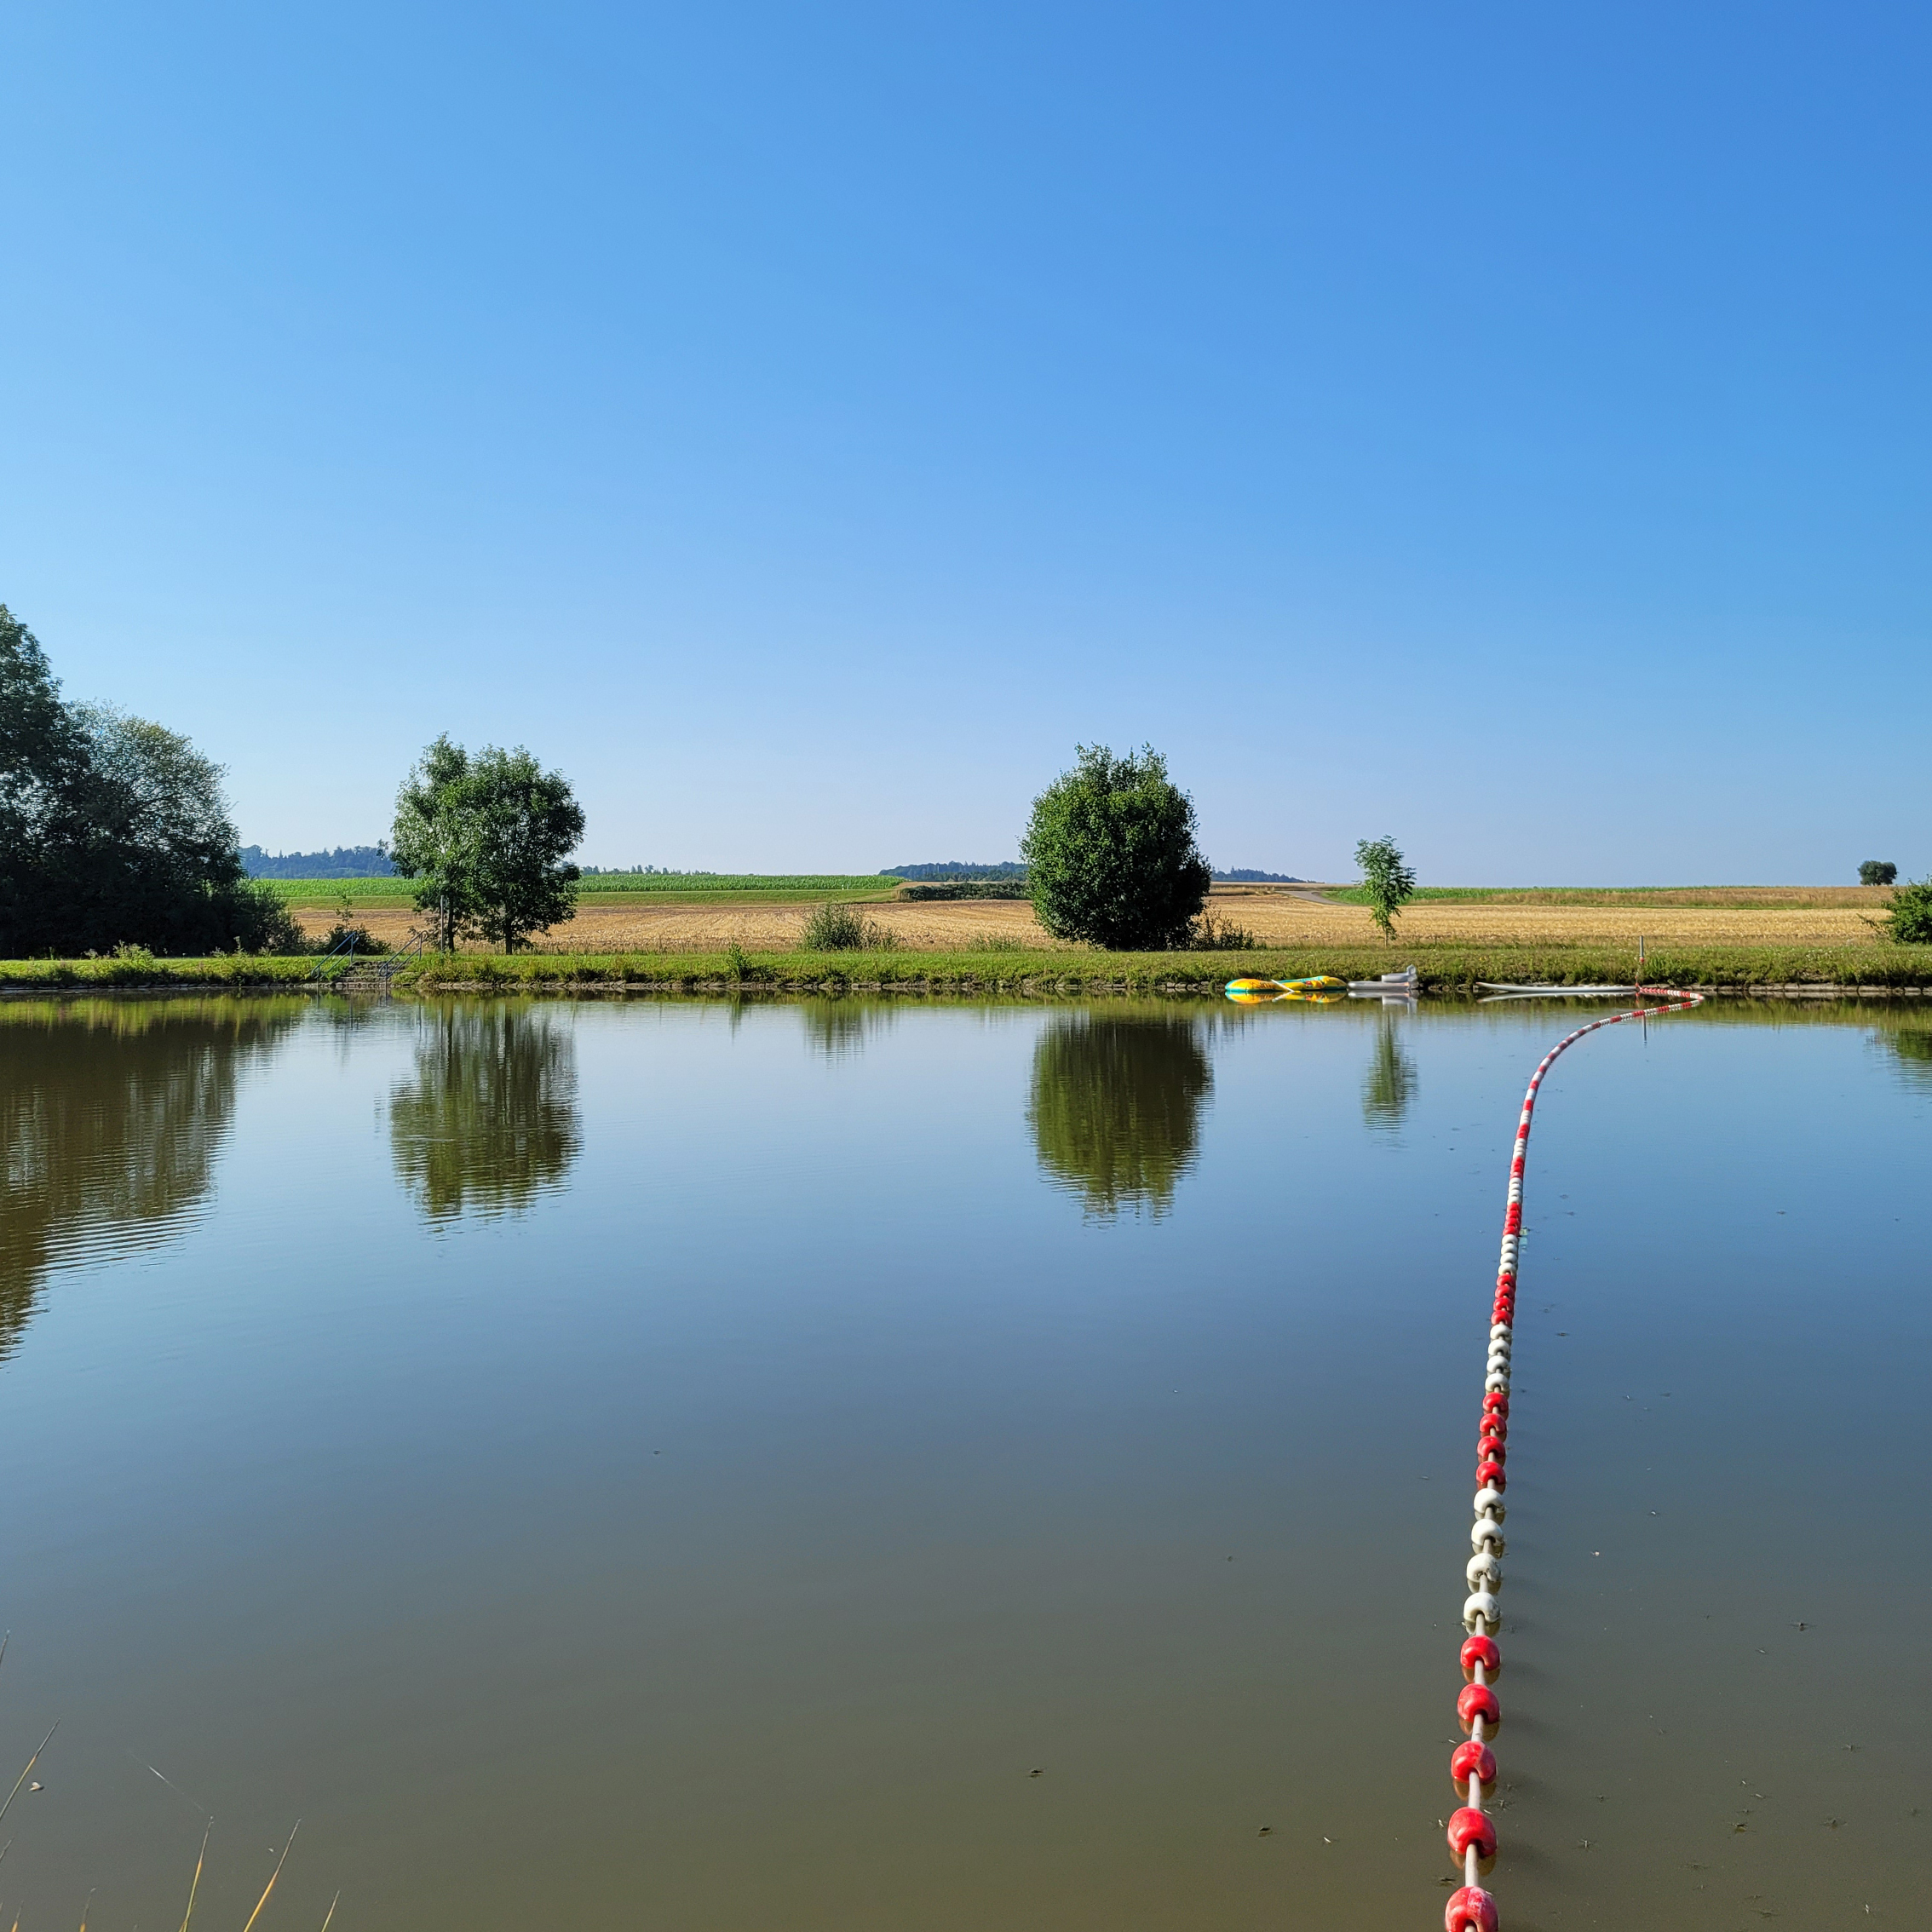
[1441,986,1703,1932]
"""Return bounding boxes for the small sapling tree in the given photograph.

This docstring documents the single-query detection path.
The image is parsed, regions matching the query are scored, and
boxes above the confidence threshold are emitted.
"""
[1860,860,1899,886]
[1354,835,1417,941]
[1022,744,1212,951]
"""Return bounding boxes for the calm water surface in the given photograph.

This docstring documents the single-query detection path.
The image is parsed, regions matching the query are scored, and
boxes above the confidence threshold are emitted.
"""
[0,992,1928,1929]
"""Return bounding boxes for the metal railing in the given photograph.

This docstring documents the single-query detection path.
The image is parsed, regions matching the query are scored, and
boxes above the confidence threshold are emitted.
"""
[310,928,442,995]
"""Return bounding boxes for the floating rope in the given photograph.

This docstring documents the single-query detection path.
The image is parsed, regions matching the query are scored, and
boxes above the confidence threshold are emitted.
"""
[1444,985,1704,1932]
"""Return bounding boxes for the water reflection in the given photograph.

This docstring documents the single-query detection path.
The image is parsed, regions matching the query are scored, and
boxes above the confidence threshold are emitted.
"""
[1361,1013,1417,1130]
[389,1004,581,1222]
[1883,1022,1932,1084]
[0,997,303,1355]
[798,998,897,1061]
[1026,1010,1211,1218]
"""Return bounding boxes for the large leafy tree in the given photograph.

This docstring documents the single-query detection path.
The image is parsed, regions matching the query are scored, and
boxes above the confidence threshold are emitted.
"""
[0,606,293,957]
[1021,744,1211,950]
[389,738,584,953]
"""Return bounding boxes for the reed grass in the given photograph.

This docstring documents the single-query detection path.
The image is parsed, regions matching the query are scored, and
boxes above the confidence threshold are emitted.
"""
[239,1823,297,1932]
[176,1820,209,1932]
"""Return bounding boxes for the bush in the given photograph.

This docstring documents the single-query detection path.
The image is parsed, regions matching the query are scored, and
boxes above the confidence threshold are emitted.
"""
[800,902,901,951]
[1188,913,1258,950]
[1885,878,1932,944]
[900,881,1031,900]
[1021,744,1211,951]
[1860,860,1899,887]
[312,922,389,957]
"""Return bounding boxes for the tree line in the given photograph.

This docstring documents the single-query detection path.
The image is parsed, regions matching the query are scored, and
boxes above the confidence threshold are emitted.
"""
[2,607,589,959]
[0,607,298,957]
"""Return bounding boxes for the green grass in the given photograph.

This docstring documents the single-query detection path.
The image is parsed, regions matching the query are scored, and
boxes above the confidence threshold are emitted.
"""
[257,872,901,900]
[5,940,1931,993]
[390,943,1932,992]
[1319,884,1872,906]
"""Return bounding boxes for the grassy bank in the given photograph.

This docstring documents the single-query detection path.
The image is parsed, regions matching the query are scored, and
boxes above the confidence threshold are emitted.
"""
[9,941,1929,993]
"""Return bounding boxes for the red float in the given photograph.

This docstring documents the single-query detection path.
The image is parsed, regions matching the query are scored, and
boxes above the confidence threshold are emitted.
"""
[1444,1883,1499,1932]
[1439,983,1705,1931]
[1457,1682,1500,1734]
[1446,1806,1498,1863]
[1458,1634,1501,1680]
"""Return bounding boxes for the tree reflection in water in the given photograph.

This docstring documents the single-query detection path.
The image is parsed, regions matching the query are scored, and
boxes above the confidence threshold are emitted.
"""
[0,998,304,1358]
[388,1004,581,1222]
[1361,1012,1417,1131]
[1027,1010,1211,1218]
[797,998,899,1061]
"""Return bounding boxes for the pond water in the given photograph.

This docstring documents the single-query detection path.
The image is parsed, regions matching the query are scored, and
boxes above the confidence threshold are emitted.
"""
[0,991,1928,1930]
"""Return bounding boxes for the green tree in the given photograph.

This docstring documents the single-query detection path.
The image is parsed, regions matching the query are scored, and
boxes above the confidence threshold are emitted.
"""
[388,735,479,951]
[2,605,93,953]
[2,606,293,956]
[388,738,585,953]
[463,745,585,953]
[1884,877,1932,944]
[1021,744,1211,950]
[1354,835,1417,940]
[1860,860,1898,886]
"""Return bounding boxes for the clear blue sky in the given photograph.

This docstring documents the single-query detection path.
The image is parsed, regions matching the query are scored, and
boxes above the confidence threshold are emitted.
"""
[3,3,1926,881]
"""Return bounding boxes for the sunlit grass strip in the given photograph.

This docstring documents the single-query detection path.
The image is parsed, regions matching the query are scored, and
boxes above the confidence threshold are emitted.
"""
[1320,883,1889,907]
[3,943,1932,990]
[393,943,1932,991]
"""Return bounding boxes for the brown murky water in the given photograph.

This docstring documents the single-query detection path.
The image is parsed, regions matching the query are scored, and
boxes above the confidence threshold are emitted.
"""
[0,992,1926,1929]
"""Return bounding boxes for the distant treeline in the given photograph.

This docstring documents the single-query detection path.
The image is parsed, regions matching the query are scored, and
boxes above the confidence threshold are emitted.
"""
[1213,869,1305,883]
[258,871,900,900]
[241,844,395,877]
[883,861,1027,881]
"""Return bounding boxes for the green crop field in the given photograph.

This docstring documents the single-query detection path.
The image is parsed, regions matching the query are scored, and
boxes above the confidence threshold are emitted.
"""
[261,872,902,901]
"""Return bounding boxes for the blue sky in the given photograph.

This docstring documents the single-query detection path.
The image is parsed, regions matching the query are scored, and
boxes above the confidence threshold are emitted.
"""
[3,3,1926,881]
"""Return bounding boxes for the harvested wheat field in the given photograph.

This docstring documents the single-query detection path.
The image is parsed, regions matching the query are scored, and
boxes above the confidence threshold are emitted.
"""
[290,884,1895,955]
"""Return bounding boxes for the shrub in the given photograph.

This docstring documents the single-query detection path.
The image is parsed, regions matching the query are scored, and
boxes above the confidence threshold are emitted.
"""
[1885,878,1932,944]
[1185,913,1257,950]
[800,902,900,951]
[313,922,389,957]
[1860,860,1899,887]
[1021,744,1211,951]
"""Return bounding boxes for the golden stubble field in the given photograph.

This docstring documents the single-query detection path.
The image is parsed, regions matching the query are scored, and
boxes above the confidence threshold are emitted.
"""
[291,886,1893,954]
